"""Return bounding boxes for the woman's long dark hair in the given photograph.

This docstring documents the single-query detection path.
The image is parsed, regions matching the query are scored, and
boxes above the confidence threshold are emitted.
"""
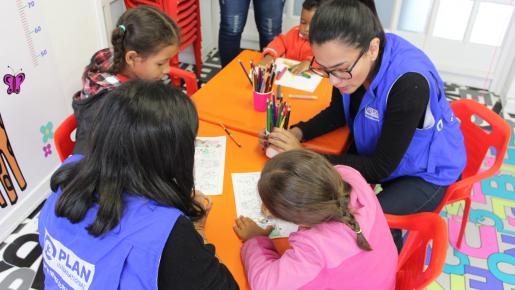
[50,80,203,236]
[310,0,385,51]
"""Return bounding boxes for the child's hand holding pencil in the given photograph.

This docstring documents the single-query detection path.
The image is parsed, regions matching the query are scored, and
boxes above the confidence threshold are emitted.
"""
[288,60,311,76]
[259,54,274,67]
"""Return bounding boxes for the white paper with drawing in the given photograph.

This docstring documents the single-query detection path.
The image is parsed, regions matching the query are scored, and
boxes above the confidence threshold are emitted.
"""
[194,136,226,195]
[274,58,322,92]
[232,172,298,238]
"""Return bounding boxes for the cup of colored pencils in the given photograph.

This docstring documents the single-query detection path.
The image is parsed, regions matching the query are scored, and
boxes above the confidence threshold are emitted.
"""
[253,91,272,112]
[264,87,291,158]
[265,86,291,134]
[238,59,277,112]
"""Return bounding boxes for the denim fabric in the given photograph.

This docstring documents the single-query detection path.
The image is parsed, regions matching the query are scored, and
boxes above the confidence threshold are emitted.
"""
[377,175,447,252]
[219,0,285,67]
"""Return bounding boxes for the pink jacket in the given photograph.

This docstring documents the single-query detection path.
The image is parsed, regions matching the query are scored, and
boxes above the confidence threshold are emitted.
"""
[241,165,397,290]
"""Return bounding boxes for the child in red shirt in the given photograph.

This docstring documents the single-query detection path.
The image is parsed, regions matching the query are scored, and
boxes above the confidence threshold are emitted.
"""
[259,0,324,74]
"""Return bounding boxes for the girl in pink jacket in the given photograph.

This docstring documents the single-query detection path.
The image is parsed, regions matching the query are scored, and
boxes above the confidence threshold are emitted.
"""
[234,149,397,290]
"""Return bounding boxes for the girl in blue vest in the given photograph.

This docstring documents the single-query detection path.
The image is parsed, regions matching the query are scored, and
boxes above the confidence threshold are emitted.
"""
[261,0,466,250]
[39,81,239,289]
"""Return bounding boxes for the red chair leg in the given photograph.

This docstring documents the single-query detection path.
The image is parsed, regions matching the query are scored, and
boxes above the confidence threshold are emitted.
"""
[456,197,471,248]
[194,38,202,76]
[169,55,182,87]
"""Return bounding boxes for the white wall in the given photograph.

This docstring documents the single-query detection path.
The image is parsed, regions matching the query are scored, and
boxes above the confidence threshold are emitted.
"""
[503,64,515,114]
[0,0,106,242]
[106,0,215,63]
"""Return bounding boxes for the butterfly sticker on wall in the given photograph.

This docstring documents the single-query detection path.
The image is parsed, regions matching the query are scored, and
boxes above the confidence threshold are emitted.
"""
[3,66,26,95]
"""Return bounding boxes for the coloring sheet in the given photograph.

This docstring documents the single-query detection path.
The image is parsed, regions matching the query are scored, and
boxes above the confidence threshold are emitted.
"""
[274,58,322,92]
[232,172,299,238]
[194,136,226,195]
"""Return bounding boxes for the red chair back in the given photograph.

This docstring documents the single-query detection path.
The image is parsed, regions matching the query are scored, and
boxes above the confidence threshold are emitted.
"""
[54,114,77,162]
[436,99,511,209]
[124,0,162,9]
[386,213,448,290]
[434,99,511,248]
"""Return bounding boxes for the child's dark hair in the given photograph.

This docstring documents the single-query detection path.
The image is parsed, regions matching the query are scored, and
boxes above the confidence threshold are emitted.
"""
[258,149,372,251]
[309,0,384,53]
[110,6,180,73]
[302,0,325,11]
[51,80,202,237]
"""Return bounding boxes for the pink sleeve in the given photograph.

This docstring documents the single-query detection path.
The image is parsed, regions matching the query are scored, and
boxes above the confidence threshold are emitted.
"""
[241,235,323,290]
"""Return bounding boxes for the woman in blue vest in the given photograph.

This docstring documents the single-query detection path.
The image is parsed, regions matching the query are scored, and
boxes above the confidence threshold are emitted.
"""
[262,0,466,250]
[38,81,239,289]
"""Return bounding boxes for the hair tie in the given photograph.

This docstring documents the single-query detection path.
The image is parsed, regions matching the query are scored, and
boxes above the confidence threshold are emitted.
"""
[118,25,126,32]
[355,228,362,234]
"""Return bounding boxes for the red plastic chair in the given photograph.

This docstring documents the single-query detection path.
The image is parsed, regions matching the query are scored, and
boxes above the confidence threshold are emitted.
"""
[54,114,77,162]
[170,66,198,95]
[386,213,448,290]
[54,68,197,163]
[123,0,161,9]
[163,0,202,76]
[434,99,511,248]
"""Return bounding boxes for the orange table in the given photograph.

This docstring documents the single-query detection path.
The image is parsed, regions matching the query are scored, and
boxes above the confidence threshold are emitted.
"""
[199,120,288,290]
[193,50,350,155]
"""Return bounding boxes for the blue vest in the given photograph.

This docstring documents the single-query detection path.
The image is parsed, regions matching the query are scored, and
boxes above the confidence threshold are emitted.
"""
[342,33,466,185]
[38,155,183,289]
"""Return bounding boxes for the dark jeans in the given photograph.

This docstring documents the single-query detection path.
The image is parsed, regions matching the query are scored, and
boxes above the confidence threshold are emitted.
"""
[377,176,447,253]
[218,0,285,67]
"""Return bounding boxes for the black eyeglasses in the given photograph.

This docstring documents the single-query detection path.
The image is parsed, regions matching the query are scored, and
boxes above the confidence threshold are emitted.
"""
[309,48,367,80]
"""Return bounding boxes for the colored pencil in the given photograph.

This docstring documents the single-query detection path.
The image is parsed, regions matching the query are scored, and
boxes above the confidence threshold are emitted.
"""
[219,123,242,147]
[276,67,287,80]
[287,67,312,79]
[264,90,292,131]
[283,106,291,129]
[289,94,318,100]
[300,72,311,79]
[238,59,253,85]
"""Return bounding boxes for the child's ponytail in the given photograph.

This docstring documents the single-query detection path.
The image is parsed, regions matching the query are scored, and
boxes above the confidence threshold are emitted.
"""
[338,182,372,251]
[108,6,180,74]
[111,25,126,73]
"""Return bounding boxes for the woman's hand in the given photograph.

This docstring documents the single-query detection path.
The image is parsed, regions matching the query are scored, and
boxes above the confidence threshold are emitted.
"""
[258,129,268,150]
[233,216,274,242]
[259,127,302,151]
[289,60,311,75]
[259,54,275,67]
[267,127,303,152]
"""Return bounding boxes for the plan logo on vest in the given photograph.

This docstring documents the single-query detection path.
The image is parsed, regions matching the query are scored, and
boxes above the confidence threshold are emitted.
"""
[437,119,444,131]
[44,233,57,261]
[365,106,380,122]
[43,230,95,289]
